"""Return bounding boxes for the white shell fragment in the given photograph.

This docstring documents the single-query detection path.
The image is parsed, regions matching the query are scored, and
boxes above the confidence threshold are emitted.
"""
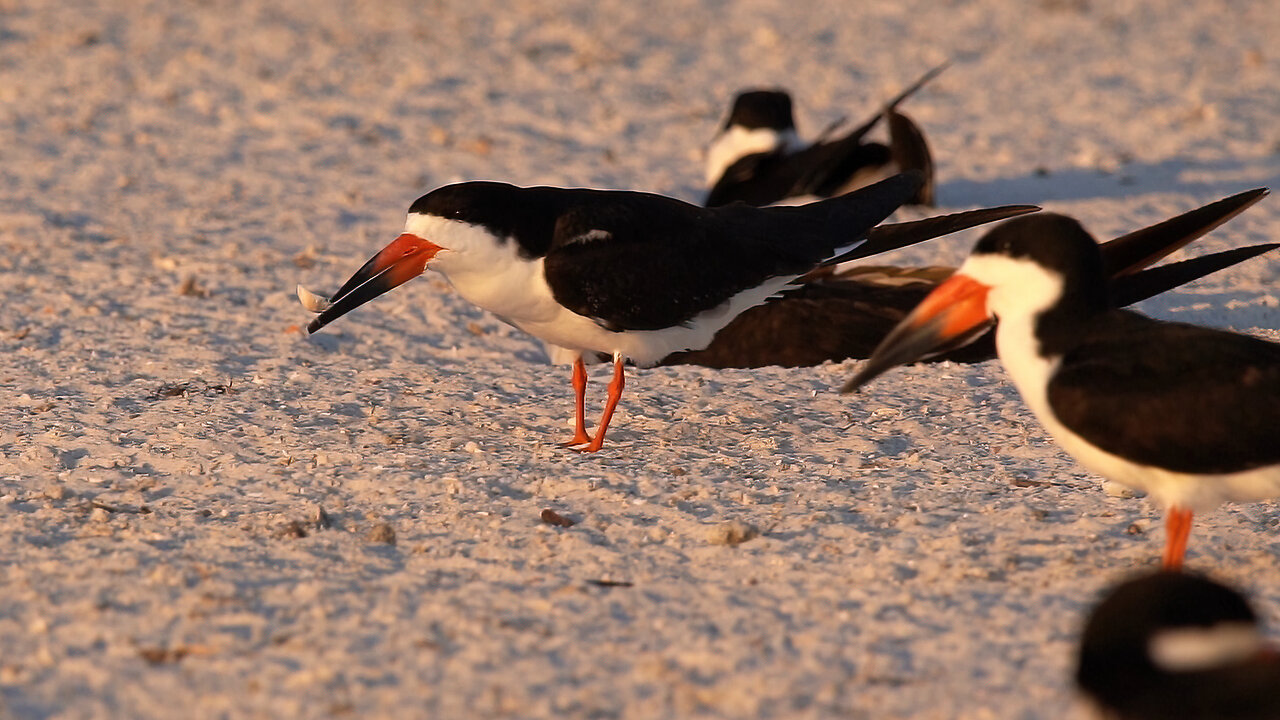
[296,285,332,313]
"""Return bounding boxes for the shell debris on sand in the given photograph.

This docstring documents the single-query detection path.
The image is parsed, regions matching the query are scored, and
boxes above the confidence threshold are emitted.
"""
[296,285,332,313]
[3,0,1279,718]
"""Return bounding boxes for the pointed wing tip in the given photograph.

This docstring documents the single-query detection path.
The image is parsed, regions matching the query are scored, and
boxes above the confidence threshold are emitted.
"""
[1210,186,1270,217]
[1217,187,1270,213]
[878,169,926,206]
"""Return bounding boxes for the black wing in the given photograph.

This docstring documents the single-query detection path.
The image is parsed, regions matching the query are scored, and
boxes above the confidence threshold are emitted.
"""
[1049,312,1280,474]
[1111,243,1279,307]
[1100,187,1269,275]
[887,110,934,206]
[704,150,806,208]
[545,175,920,332]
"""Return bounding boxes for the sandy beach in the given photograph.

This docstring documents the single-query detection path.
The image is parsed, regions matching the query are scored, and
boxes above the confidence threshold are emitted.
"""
[1,0,1278,717]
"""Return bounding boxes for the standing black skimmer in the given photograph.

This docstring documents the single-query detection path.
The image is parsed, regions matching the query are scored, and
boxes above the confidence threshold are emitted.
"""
[300,173,931,453]
[704,63,945,208]
[843,198,1280,568]
[1077,571,1280,719]
[662,188,1274,368]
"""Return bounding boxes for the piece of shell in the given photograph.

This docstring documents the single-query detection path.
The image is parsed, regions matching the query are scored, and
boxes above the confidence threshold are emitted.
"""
[296,285,332,313]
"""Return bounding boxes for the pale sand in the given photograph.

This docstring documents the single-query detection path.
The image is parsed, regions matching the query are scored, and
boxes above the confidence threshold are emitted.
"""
[1,1,1278,718]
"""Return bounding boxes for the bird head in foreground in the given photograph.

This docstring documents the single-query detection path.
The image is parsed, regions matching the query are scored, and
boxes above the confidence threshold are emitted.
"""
[1077,571,1278,718]
[841,213,1107,392]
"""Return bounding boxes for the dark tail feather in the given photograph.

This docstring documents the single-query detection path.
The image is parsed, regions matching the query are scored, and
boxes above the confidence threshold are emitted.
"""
[824,204,1040,266]
[831,61,951,146]
[1100,188,1269,276]
[885,61,950,112]
[887,110,934,206]
[807,171,926,245]
[1111,243,1280,307]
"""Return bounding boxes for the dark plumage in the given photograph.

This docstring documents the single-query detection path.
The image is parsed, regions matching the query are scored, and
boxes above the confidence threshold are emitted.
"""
[664,188,1273,368]
[842,188,1277,568]
[704,64,945,208]
[1078,571,1280,720]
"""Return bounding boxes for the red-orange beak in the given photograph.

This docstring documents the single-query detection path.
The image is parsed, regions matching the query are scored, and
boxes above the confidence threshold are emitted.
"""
[307,233,441,334]
[842,273,992,392]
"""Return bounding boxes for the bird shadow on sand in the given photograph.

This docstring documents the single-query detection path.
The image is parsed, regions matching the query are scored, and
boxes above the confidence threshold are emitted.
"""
[939,155,1280,208]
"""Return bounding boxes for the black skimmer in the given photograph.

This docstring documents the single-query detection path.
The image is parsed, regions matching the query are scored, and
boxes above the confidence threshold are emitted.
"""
[704,63,944,208]
[663,188,1274,368]
[843,194,1279,569]
[300,173,934,453]
[1077,571,1280,719]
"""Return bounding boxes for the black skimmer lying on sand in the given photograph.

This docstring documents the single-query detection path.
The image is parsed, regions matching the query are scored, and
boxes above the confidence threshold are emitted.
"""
[663,188,1274,368]
[300,172,1012,453]
[704,63,944,208]
[843,192,1279,568]
[1077,571,1280,719]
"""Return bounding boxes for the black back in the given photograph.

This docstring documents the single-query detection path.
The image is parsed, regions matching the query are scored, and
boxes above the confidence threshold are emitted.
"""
[543,175,920,332]
[413,176,921,334]
[978,214,1280,474]
[1048,311,1280,474]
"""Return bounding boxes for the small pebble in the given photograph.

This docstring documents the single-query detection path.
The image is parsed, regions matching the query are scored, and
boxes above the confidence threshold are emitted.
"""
[706,520,759,546]
[366,522,396,545]
[275,520,308,539]
[540,509,576,528]
[312,506,332,530]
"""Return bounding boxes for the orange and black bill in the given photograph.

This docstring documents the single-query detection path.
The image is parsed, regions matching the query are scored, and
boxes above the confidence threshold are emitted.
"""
[841,273,991,393]
[307,233,440,334]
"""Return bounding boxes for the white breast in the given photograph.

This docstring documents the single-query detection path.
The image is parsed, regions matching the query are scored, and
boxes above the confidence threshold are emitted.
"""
[705,126,800,185]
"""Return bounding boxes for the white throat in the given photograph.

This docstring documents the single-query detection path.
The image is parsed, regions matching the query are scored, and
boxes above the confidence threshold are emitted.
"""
[404,213,562,324]
[959,254,1067,421]
[705,126,801,185]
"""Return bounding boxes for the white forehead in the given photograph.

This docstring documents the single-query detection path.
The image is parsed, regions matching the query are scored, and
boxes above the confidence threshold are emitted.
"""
[404,212,497,253]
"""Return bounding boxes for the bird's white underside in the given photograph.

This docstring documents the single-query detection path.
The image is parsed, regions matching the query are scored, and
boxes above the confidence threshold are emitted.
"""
[962,253,1280,512]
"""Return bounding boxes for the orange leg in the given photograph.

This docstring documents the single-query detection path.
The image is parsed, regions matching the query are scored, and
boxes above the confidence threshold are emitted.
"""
[559,356,593,447]
[1162,506,1195,570]
[575,353,625,454]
